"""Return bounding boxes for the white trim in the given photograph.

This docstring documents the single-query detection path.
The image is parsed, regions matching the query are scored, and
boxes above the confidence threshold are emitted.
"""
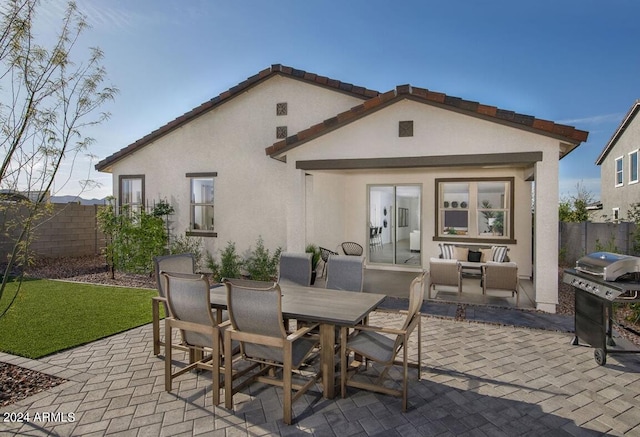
[615,155,624,187]
[628,149,639,184]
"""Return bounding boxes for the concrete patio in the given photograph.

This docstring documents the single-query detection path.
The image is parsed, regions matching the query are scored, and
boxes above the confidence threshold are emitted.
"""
[2,305,640,436]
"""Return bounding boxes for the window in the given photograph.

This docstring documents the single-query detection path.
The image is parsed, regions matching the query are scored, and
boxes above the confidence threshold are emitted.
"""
[615,156,624,186]
[119,175,144,214]
[187,172,216,235]
[613,207,620,223]
[629,150,638,184]
[436,178,514,242]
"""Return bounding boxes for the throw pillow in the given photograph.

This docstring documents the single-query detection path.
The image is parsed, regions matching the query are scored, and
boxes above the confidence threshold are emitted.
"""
[468,250,482,263]
[439,243,455,259]
[491,245,508,262]
[454,247,469,262]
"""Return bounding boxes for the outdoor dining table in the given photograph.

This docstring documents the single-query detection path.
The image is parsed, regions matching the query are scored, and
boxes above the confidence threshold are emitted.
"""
[209,283,386,399]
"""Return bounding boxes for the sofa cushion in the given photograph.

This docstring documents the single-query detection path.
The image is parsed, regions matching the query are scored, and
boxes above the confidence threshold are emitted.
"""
[468,250,482,263]
[439,243,455,259]
[491,245,508,262]
[453,246,469,261]
[480,248,492,263]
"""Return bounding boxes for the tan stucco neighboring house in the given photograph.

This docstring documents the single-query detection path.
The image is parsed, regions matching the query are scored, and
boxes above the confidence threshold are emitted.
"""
[595,100,640,222]
[96,64,588,313]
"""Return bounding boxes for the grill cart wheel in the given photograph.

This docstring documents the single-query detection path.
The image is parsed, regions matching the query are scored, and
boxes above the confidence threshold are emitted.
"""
[594,348,607,366]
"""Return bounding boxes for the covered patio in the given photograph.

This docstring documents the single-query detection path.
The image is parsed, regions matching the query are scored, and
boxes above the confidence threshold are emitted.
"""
[314,268,535,310]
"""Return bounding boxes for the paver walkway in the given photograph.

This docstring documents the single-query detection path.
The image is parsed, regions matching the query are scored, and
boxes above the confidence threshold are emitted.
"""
[1,310,639,436]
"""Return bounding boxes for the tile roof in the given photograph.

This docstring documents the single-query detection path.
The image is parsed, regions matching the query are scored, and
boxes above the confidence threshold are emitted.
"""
[266,84,589,158]
[95,64,380,171]
[595,100,640,165]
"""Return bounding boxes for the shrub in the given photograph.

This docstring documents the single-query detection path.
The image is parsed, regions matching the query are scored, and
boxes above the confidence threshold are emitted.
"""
[244,237,282,281]
[171,235,204,271]
[305,244,321,271]
[97,198,167,276]
[207,241,243,283]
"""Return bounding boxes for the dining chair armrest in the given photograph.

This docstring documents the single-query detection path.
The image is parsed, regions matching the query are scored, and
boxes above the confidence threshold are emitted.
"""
[287,323,320,341]
[218,319,231,328]
[352,324,405,336]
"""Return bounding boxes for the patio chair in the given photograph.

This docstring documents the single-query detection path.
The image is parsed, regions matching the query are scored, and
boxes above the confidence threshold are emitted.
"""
[278,252,313,286]
[223,278,320,425]
[482,261,520,306]
[340,271,426,411]
[319,246,338,278]
[163,272,234,406]
[326,255,365,292]
[341,241,364,256]
[152,253,196,356]
[428,257,461,298]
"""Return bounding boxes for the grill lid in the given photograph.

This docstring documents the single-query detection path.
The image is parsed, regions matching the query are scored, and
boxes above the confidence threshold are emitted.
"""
[575,252,640,281]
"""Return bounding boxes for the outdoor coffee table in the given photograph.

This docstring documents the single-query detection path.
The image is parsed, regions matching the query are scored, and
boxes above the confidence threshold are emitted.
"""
[459,261,484,279]
[210,284,386,399]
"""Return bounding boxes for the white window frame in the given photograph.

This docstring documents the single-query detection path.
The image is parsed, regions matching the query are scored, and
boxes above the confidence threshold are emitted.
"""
[615,156,624,187]
[612,207,620,223]
[186,172,217,237]
[629,150,638,184]
[435,177,515,243]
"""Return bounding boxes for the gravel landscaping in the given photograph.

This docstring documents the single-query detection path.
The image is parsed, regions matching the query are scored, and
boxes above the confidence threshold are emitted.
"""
[0,255,638,407]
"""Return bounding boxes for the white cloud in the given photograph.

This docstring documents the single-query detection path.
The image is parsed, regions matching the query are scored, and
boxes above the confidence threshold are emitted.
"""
[557,113,624,127]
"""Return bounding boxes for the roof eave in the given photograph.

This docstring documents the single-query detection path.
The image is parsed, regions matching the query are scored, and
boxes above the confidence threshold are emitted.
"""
[95,64,379,172]
[267,85,589,160]
[595,100,640,165]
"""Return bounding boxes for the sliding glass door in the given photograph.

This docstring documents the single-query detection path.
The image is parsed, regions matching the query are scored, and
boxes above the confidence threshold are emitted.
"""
[368,185,421,266]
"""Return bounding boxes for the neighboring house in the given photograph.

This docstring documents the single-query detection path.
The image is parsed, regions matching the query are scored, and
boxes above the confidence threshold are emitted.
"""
[96,64,588,313]
[595,100,640,222]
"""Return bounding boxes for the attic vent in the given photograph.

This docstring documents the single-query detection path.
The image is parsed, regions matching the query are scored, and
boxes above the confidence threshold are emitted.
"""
[399,121,413,137]
[276,102,287,116]
[276,126,288,139]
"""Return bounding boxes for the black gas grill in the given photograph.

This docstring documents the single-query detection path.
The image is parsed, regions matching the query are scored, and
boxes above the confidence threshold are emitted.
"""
[563,252,640,366]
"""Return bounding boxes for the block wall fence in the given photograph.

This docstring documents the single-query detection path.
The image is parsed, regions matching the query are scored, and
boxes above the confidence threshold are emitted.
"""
[0,203,106,260]
[559,221,638,266]
[2,205,638,265]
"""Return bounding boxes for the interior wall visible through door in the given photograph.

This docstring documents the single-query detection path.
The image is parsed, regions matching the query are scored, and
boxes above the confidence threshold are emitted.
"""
[368,185,421,266]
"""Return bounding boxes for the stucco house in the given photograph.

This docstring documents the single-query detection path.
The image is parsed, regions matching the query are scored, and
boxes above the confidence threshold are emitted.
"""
[95,64,588,313]
[595,100,640,222]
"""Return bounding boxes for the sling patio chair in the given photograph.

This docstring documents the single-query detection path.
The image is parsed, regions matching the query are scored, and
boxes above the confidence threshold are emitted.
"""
[152,253,196,356]
[223,278,320,425]
[162,272,250,406]
[482,261,520,306]
[325,255,365,292]
[428,257,461,299]
[278,252,313,286]
[340,271,426,412]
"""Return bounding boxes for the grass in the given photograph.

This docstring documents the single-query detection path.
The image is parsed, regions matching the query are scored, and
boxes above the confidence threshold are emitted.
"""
[0,278,162,359]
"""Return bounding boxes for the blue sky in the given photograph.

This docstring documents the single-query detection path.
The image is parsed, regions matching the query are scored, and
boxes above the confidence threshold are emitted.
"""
[37,0,639,201]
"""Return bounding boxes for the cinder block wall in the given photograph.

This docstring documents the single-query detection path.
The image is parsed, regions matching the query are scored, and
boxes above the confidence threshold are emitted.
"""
[559,221,637,265]
[0,203,106,260]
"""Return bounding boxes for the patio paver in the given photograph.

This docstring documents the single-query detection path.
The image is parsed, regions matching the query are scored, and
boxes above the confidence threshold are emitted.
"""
[1,310,639,436]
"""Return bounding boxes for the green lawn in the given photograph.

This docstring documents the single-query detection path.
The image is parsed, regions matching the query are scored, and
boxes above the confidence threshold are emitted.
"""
[0,279,162,359]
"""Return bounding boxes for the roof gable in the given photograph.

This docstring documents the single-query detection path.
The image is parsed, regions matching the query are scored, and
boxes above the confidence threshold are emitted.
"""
[95,64,379,171]
[266,84,589,158]
[595,100,640,165]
